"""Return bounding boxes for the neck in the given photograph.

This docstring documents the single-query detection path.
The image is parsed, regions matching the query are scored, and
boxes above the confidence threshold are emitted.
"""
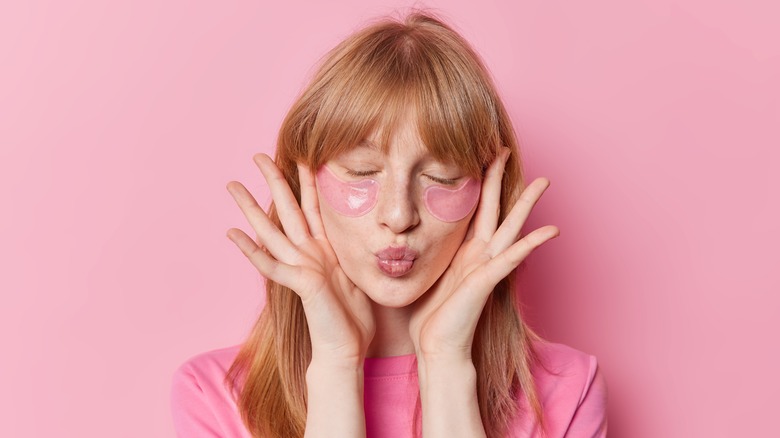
[365,301,415,358]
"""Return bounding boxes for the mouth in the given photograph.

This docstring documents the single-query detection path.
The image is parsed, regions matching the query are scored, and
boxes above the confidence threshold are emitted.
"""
[375,246,418,278]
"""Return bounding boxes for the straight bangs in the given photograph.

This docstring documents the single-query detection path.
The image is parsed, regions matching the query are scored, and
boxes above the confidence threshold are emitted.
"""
[407,26,504,179]
[288,15,504,180]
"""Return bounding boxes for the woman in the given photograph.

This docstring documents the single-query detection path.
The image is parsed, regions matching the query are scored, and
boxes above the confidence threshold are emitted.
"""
[171,10,607,438]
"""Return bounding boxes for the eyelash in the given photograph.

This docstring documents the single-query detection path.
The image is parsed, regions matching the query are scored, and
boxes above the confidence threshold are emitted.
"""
[426,175,459,185]
[346,169,458,186]
[346,169,378,177]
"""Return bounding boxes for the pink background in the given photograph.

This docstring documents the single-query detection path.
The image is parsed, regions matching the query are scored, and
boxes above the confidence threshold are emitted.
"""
[2,0,778,436]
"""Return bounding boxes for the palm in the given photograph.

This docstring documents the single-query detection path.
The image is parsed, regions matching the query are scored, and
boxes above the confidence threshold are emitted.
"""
[294,239,375,359]
[409,238,487,357]
[226,154,375,362]
[409,149,559,361]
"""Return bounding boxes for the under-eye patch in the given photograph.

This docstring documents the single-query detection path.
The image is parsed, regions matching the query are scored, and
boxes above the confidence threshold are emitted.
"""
[315,166,379,217]
[316,166,480,222]
[422,178,480,222]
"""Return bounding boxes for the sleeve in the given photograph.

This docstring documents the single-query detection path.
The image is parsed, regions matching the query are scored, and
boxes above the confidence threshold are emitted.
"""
[564,356,608,437]
[170,363,226,438]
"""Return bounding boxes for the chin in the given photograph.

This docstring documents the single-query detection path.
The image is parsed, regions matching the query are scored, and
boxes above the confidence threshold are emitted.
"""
[359,278,427,309]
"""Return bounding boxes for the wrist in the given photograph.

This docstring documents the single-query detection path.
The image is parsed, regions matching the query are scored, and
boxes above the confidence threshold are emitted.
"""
[417,357,477,385]
[417,358,484,438]
[305,359,364,408]
[416,350,473,369]
[304,357,366,437]
[307,355,364,379]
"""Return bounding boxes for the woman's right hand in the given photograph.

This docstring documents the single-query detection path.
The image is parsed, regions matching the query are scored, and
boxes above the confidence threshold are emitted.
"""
[225,153,376,367]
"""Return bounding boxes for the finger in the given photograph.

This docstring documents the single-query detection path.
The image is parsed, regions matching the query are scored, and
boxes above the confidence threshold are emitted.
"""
[487,177,550,256]
[482,225,560,284]
[439,223,559,333]
[297,162,327,240]
[464,217,476,240]
[253,153,311,246]
[471,147,510,242]
[226,180,301,265]
[226,227,305,295]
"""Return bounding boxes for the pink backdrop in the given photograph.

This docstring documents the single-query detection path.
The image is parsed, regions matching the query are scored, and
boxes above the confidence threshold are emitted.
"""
[2,0,778,436]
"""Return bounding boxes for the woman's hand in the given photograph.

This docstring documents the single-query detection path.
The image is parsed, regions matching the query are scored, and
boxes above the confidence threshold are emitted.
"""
[225,154,375,366]
[409,148,560,363]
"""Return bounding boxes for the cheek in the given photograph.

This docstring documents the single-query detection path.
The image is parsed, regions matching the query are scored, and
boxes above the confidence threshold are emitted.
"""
[318,203,364,266]
[316,166,379,217]
[423,178,481,222]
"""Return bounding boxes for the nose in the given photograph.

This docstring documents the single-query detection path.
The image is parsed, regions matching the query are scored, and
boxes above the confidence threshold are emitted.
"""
[376,176,420,234]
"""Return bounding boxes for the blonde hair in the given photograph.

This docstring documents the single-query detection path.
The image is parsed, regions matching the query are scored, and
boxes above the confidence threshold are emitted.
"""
[226,10,548,438]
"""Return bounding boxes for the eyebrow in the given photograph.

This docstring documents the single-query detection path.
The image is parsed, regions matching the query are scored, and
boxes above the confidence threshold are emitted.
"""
[357,139,380,150]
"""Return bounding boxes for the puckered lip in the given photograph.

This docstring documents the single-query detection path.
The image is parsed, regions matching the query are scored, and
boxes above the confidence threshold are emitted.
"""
[375,245,418,261]
[375,246,417,278]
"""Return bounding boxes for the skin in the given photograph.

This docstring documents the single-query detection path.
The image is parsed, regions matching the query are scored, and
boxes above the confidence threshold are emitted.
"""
[224,111,560,437]
[315,118,478,313]
[314,155,480,222]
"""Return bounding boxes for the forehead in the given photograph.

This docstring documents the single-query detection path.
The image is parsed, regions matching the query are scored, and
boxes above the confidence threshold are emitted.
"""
[360,108,442,154]
[348,122,444,163]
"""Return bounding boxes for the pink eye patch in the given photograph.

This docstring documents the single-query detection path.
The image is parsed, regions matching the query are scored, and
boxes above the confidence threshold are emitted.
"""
[315,166,379,217]
[422,177,480,222]
[315,165,480,222]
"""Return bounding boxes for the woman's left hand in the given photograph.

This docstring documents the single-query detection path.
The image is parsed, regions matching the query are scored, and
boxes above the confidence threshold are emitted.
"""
[408,148,560,363]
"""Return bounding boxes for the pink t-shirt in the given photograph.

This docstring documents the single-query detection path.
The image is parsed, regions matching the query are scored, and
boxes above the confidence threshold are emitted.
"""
[170,340,607,437]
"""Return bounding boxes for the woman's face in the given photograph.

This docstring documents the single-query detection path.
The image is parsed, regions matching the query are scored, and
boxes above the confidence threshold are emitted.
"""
[315,114,480,308]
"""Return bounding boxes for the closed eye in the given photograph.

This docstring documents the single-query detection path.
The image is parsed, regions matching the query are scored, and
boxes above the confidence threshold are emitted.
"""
[425,175,459,185]
[346,169,379,178]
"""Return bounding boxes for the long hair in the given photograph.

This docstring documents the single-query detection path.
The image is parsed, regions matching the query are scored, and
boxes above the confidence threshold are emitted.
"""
[226,10,548,438]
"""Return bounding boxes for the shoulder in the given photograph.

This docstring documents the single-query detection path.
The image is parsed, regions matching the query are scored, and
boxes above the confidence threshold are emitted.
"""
[171,344,243,402]
[532,340,602,387]
[173,344,242,384]
[170,345,248,437]
[512,340,608,437]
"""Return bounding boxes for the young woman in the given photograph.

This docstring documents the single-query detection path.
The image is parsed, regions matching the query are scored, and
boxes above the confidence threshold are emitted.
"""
[171,11,607,438]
